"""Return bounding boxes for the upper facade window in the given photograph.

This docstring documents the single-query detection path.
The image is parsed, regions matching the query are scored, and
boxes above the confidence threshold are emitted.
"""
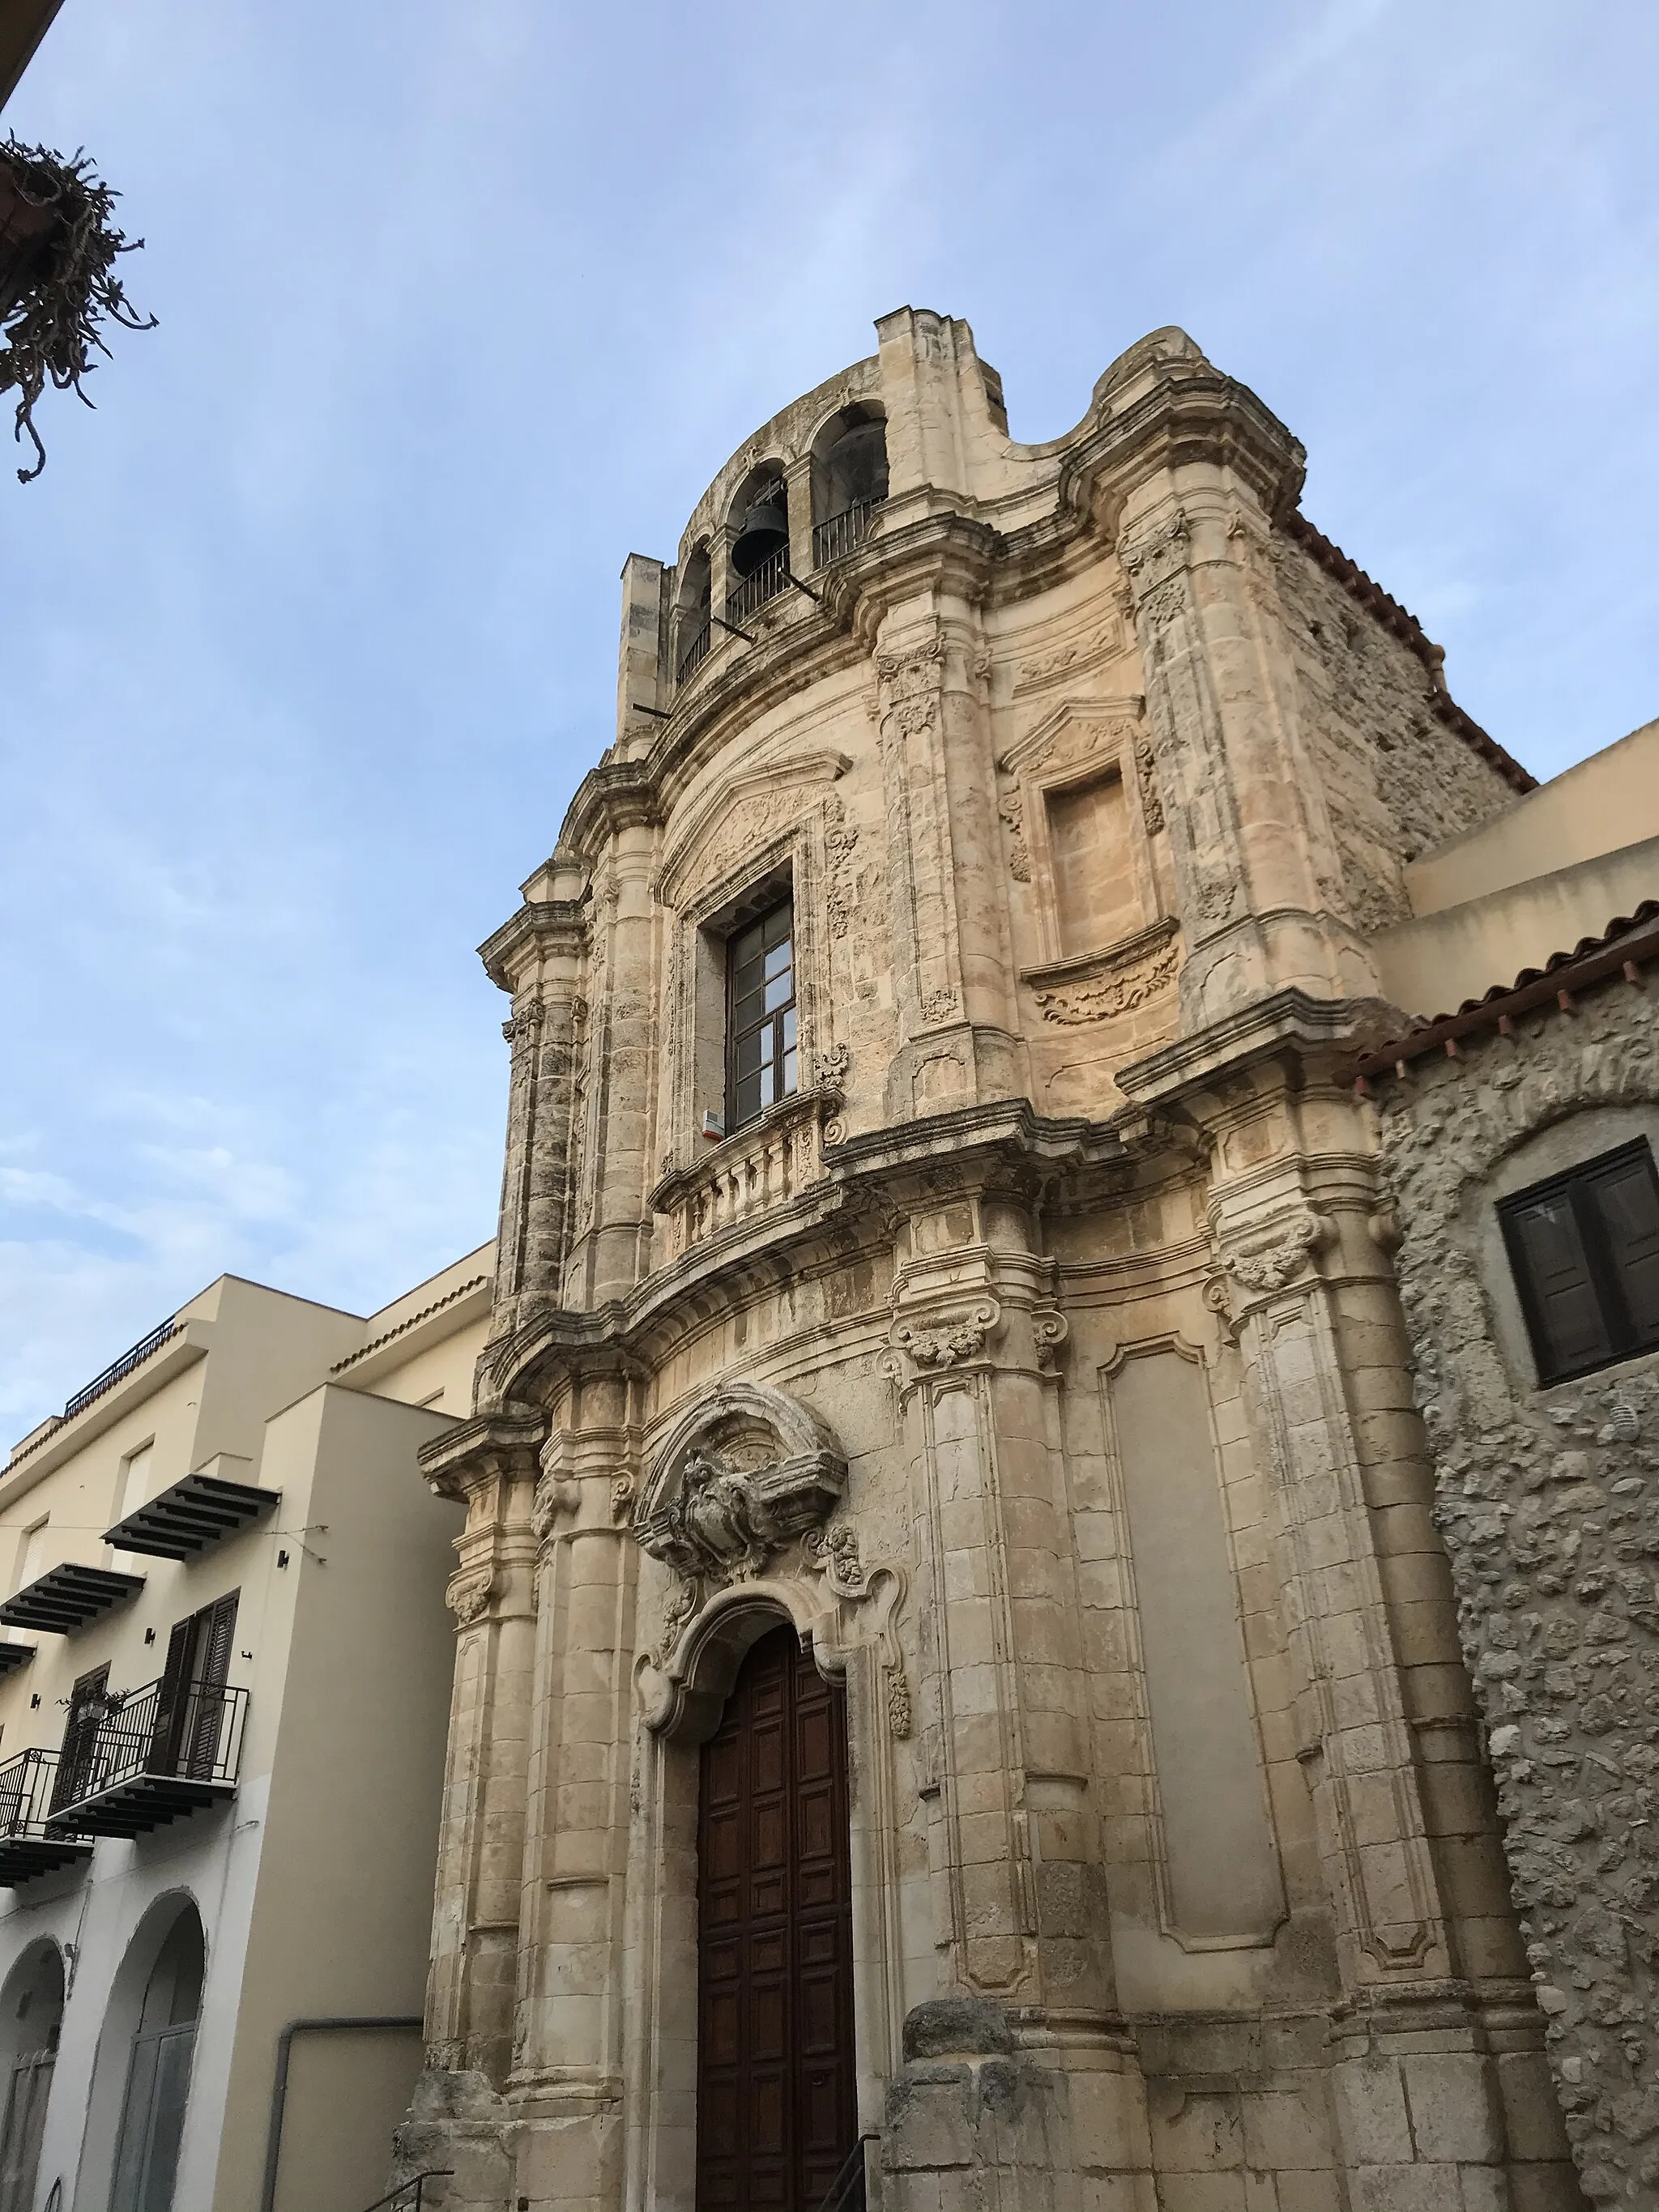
[726,898,797,1132]
[1500,1139,1659,1383]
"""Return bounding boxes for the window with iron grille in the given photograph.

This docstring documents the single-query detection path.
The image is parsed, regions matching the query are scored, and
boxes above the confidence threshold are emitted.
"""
[726,897,797,1133]
[1499,1139,1659,1385]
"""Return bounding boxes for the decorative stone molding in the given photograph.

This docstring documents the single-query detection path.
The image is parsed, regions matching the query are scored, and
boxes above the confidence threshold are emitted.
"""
[1010,616,1127,698]
[874,633,946,746]
[1021,916,1181,1026]
[634,1381,847,1585]
[894,1304,998,1368]
[637,1447,834,1583]
[822,795,859,938]
[656,751,850,910]
[1221,1207,1334,1294]
[998,789,1030,880]
[446,1569,497,1626]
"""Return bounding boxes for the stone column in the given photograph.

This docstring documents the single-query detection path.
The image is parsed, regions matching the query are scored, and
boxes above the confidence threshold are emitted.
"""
[510,1368,642,2210]
[1180,1038,1564,2207]
[873,594,1021,1117]
[567,800,660,1309]
[880,1185,1154,2210]
[416,1415,546,2105]
[483,883,589,1338]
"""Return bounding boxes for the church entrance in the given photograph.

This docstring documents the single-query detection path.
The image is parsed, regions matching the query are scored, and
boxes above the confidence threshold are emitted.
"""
[696,1620,857,2211]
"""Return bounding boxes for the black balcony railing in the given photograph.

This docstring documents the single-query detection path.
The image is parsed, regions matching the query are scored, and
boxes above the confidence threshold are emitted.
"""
[0,1749,92,1886]
[62,1317,180,1421]
[676,615,712,684]
[812,499,881,569]
[45,1677,247,1837]
[725,546,791,627]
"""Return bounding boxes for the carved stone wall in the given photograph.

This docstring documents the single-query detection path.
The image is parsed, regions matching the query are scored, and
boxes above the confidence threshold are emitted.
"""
[405,315,1580,2212]
[1377,974,1658,2206]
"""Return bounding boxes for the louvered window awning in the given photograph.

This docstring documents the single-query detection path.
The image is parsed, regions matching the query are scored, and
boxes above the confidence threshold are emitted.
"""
[0,1566,146,1634]
[0,1645,35,1677]
[104,1472,279,1561]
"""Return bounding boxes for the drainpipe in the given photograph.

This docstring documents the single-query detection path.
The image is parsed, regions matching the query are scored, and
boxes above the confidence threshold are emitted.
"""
[259,2015,421,2212]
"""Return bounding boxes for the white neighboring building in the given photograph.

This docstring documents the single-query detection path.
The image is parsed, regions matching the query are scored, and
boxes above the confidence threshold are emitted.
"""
[0,1245,491,2212]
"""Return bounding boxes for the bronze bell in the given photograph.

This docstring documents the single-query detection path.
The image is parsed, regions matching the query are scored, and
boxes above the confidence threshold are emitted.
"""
[730,491,788,578]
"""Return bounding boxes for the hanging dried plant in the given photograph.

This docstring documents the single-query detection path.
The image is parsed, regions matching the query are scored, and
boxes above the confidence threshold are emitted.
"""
[0,137,156,482]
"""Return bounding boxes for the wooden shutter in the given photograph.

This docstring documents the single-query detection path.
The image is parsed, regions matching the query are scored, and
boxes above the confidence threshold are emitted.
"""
[1502,1186,1611,1382]
[1588,1145,1659,1345]
[150,1617,195,1775]
[186,1593,237,1779]
[194,1592,238,1690]
[51,1664,109,1813]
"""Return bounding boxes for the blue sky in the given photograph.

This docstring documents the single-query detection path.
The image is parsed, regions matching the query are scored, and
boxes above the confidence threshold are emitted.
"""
[2,0,1654,1435]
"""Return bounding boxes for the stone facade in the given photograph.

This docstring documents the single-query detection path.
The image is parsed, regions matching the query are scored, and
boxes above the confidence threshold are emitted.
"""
[401,312,1590,2210]
[1371,919,1659,2206]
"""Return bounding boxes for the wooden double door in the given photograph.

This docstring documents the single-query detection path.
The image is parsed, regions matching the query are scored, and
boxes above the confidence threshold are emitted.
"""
[697,1622,857,2211]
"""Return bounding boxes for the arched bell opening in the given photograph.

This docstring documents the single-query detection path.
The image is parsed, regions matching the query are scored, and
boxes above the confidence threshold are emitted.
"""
[676,542,714,685]
[78,1894,204,2212]
[0,1939,64,2212]
[693,1612,859,2212]
[810,405,887,567]
[724,466,791,624]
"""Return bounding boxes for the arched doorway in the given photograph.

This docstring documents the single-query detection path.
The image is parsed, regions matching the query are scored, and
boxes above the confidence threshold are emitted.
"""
[0,1942,63,2212]
[80,1899,203,2212]
[696,1620,856,2212]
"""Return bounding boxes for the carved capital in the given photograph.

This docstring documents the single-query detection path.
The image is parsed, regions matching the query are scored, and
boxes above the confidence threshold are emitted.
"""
[445,1568,497,1626]
[1221,1208,1336,1295]
[891,1299,1001,1376]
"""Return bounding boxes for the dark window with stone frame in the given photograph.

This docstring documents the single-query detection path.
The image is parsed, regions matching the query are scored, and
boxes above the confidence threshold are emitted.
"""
[1499,1138,1659,1385]
[725,897,798,1134]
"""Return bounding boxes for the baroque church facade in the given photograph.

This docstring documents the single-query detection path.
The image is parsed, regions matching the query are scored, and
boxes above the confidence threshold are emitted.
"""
[401,313,1601,2212]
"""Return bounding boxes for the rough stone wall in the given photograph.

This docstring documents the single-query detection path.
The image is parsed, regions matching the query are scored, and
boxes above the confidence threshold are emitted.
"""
[1274,539,1518,936]
[1377,978,1659,2206]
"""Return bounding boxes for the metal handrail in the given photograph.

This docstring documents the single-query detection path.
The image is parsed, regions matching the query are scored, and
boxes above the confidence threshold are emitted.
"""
[676,614,712,683]
[725,546,791,625]
[812,499,881,568]
[62,1318,180,1421]
[48,1676,248,1816]
[357,2172,452,2212]
[815,2133,876,2212]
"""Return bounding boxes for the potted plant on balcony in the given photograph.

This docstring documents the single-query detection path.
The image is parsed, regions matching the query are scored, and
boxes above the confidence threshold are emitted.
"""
[0,134,156,481]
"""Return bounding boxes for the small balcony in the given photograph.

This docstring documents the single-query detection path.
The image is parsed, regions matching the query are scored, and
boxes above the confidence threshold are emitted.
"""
[650,1089,834,1264]
[0,1750,92,1886]
[724,546,791,627]
[812,498,881,569]
[45,1677,247,1838]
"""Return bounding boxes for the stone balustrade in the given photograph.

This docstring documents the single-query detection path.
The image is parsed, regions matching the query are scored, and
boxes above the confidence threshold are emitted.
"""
[650,1089,838,1263]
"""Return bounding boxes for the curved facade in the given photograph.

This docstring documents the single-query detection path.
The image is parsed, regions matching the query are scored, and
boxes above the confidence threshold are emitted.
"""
[412,310,1586,2210]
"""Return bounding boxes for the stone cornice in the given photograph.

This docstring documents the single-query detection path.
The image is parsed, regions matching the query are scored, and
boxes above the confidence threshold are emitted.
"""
[557,757,663,855]
[416,1407,547,1500]
[1116,988,1401,1114]
[478,1101,1137,1405]
[478,897,589,994]
[1060,360,1307,539]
